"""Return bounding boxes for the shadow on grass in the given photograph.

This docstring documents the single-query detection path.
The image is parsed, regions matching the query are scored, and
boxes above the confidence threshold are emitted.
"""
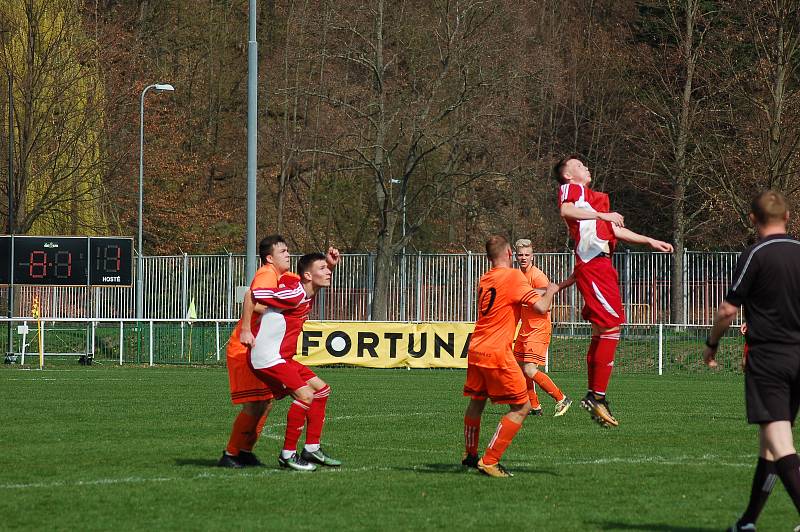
[397,463,559,477]
[174,458,221,467]
[591,521,718,532]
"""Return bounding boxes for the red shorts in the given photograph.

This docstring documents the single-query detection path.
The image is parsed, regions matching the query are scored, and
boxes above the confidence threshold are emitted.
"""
[463,364,528,404]
[227,349,274,404]
[252,358,317,400]
[575,256,625,328]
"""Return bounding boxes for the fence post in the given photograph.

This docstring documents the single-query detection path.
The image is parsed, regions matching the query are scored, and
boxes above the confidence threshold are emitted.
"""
[466,251,473,321]
[119,320,124,365]
[400,252,407,321]
[658,323,663,375]
[226,252,233,320]
[624,249,631,321]
[367,253,374,321]
[682,248,689,326]
[149,320,154,367]
[416,251,423,322]
[215,321,220,362]
[182,253,189,320]
[569,253,576,335]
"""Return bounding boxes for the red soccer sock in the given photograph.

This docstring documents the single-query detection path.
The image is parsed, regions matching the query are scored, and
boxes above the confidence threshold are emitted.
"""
[586,335,601,393]
[305,385,331,446]
[525,377,541,409]
[464,416,481,456]
[482,415,523,465]
[283,399,312,452]
[589,332,619,395]
[533,371,565,402]
[225,410,259,456]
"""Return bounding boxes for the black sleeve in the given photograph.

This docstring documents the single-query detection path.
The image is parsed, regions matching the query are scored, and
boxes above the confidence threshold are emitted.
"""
[725,247,758,307]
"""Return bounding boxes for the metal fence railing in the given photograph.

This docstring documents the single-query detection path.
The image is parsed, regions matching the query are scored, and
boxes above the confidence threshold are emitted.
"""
[0,250,742,324]
[0,318,744,374]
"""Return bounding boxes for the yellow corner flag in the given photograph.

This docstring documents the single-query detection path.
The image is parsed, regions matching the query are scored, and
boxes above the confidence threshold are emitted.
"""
[187,297,198,323]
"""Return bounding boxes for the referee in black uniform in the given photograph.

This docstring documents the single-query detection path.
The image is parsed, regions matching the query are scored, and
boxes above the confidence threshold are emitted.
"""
[704,190,800,530]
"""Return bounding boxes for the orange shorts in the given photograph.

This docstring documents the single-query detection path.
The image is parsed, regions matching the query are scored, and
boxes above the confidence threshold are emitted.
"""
[513,339,549,366]
[463,363,528,404]
[227,347,274,404]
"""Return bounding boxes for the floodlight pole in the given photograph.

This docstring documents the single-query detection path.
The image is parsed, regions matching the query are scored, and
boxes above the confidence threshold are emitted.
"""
[137,83,174,322]
[246,1,258,281]
[6,72,13,363]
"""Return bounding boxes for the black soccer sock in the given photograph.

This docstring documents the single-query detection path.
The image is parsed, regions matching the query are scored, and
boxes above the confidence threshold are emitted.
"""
[739,457,777,524]
[775,453,800,513]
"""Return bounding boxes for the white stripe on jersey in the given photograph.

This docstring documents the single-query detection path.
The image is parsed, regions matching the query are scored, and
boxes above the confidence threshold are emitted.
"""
[731,238,800,291]
[250,309,288,369]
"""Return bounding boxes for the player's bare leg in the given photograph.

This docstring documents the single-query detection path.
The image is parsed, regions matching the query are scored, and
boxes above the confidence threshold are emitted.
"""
[580,324,619,427]
[301,376,341,466]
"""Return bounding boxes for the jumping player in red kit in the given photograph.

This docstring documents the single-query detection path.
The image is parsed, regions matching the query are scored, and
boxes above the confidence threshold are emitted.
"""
[554,155,673,427]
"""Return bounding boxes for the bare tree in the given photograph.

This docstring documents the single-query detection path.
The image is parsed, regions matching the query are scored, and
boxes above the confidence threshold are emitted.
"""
[0,0,108,234]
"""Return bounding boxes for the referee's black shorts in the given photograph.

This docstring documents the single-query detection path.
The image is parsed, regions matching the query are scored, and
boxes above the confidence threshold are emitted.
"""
[745,344,800,425]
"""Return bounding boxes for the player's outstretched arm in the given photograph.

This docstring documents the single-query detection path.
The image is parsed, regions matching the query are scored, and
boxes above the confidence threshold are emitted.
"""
[612,226,674,252]
[531,283,560,314]
[557,273,576,290]
[703,300,739,368]
[560,202,625,227]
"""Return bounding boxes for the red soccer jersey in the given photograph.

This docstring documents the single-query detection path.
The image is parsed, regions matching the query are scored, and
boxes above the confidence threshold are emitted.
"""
[249,274,313,369]
[558,183,617,263]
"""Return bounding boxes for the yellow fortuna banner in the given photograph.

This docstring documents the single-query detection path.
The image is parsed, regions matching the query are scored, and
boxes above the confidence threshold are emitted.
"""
[297,321,475,368]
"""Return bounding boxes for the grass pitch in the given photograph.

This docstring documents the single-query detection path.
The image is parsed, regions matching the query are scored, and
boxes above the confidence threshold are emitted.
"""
[0,365,797,531]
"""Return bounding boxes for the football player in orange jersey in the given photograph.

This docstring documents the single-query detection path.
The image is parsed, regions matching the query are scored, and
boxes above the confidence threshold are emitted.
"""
[462,235,560,477]
[513,239,572,417]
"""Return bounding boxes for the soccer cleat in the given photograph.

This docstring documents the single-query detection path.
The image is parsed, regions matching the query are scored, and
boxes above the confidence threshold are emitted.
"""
[300,448,342,467]
[529,407,543,416]
[278,452,317,471]
[461,452,479,468]
[554,396,573,417]
[217,452,245,469]
[236,450,264,467]
[477,458,513,478]
[729,521,756,531]
[580,393,619,427]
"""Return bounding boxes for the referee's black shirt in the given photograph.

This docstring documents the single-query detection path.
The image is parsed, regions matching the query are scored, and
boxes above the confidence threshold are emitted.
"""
[725,234,800,347]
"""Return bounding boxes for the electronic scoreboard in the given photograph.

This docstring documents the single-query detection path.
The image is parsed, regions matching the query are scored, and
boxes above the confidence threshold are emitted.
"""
[0,236,133,286]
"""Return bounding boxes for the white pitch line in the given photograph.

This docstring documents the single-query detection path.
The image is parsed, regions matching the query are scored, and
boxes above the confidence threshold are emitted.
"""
[0,456,752,491]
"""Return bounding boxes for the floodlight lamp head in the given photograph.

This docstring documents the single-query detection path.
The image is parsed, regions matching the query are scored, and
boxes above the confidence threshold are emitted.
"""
[154,83,175,92]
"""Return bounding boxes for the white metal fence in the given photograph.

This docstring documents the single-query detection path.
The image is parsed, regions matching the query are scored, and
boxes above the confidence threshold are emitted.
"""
[0,250,741,324]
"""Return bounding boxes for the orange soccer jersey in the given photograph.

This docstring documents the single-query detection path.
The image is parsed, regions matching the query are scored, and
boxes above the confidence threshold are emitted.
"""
[468,267,541,368]
[226,264,280,404]
[465,267,540,404]
[513,266,553,363]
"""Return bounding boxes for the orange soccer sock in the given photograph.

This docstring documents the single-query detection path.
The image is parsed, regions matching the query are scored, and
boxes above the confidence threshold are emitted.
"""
[225,410,259,456]
[525,377,541,409]
[533,371,565,402]
[464,416,481,456]
[482,416,523,465]
[242,411,269,452]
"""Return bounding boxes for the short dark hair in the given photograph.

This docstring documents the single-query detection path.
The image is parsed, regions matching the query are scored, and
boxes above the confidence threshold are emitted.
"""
[751,190,788,225]
[298,252,326,277]
[258,234,286,262]
[485,235,509,260]
[552,154,583,184]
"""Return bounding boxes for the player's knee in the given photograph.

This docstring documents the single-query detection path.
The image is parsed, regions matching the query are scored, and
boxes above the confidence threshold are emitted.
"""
[295,388,314,404]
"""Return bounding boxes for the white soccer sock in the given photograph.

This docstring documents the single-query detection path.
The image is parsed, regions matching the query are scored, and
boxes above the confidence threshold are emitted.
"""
[280,449,295,459]
[304,443,320,453]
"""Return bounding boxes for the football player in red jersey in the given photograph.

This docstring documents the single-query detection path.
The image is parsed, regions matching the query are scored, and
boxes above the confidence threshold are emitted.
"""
[554,155,672,427]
